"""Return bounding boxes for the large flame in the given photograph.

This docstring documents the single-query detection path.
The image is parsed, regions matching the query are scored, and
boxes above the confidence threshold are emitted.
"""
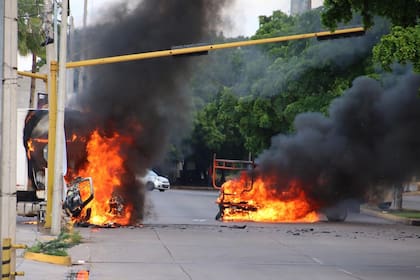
[72,130,133,225]
[217,172,319,223]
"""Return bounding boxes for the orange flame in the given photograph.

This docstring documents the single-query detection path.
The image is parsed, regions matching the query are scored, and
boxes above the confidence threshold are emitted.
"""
[26,138,48,159]
[73,130,133,226]
[218,172,319,223]
[27,139,34,159]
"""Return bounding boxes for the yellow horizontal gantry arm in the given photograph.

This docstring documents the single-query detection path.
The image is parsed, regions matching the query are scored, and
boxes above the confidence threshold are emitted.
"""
[17,71,48,82]
[66,27,365,69]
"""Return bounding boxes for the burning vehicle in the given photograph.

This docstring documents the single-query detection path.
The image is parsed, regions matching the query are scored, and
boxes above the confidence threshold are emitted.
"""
[212,155,350,223]
[63,177,94,221]
[16,109,145,226]
[212,156,320,223]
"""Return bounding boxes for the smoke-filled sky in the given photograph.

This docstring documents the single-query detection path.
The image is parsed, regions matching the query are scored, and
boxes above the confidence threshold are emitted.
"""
[18,0,324,70]
[70,0,324,37]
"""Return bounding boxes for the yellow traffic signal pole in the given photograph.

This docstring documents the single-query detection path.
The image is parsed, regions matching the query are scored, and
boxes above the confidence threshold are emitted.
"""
[16,71,48,84]
[16,26,364,232]
[15,64,57,229]
[44,61,57,229]
[66,27,364,68]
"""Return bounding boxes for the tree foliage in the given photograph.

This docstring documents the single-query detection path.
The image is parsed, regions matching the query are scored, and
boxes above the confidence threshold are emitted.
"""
[321,0,420,73]
[373,25,420,72]
[18,0,45,57]
[321,0,420,29]
[18,0,47,107]
[191,88,246,158]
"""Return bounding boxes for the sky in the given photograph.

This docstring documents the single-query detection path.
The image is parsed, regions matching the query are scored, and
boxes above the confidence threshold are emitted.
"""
[69,0,323,36]
[18,0,323,70]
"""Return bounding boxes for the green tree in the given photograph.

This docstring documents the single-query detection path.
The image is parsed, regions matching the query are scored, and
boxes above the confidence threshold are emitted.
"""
[235,96,285,155]
[252,10,295,58]
[373,25,420,72]
[18,0,47,107]
[321,0,420,29]
[191,87,246,159]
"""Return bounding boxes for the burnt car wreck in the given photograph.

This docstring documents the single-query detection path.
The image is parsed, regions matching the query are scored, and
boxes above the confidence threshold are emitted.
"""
[63,177,94,222]
[212,155,349,223]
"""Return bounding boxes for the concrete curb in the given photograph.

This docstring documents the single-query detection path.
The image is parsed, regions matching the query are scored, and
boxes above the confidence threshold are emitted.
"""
[360,205,420,226]
[24,251,72,266]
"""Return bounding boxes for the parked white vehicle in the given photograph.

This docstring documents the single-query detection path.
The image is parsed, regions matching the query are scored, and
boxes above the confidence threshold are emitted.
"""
[138,170,170,192]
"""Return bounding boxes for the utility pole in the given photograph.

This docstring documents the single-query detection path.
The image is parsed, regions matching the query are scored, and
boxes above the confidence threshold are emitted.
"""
[44,0,56,75]
[51,0,68,235]
[1,0,18,278]
[67,15,74,100]
[78,0,88,94]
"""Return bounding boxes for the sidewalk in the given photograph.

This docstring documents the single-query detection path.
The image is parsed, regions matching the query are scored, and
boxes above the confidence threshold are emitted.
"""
[360,192,420,226]
[15,218,90,279]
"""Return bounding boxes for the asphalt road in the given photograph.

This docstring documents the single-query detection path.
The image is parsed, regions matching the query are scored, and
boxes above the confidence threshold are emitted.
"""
[142,189,394,225]
[16,189,420,280]
[143,189,220,225]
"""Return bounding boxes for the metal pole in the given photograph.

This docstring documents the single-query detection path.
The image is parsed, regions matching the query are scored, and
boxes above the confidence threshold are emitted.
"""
[67,15,74,101]
[53,1,58,62]
[44,0,56,94]
[42,1,55,229]
[44,61,57,229]
[16,71,48,82]
[77,0,88,94]
[51,0,68,235]
[65,27,365,69]
[0,0,18,278]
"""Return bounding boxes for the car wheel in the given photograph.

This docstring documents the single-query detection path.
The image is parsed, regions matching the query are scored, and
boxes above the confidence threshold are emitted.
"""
[159,189,165,192]
[324,206,348,222]
[146,182,154,191]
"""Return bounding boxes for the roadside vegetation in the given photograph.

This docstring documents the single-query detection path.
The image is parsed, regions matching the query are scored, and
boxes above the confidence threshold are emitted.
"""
[390,210,420,220]
[26,230,82,256]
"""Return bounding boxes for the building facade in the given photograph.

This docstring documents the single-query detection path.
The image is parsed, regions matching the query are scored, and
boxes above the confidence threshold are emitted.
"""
[290,0,311,15]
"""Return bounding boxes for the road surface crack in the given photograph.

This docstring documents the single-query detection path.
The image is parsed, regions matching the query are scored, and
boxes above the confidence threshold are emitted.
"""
[152,228,193,280]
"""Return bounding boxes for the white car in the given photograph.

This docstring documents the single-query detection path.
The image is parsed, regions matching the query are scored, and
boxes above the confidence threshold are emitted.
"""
[138,170,170,192]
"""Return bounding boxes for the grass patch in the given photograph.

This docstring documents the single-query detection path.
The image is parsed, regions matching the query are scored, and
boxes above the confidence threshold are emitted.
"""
[27,230,82,256]
[390,209,420,219]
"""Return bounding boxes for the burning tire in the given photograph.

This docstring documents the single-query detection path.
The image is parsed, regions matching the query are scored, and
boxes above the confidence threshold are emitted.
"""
[324,204,348,222]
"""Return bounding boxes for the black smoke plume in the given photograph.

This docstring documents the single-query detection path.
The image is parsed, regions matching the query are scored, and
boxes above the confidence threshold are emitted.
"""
[68,0,230,222]
[256,69,420,209]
